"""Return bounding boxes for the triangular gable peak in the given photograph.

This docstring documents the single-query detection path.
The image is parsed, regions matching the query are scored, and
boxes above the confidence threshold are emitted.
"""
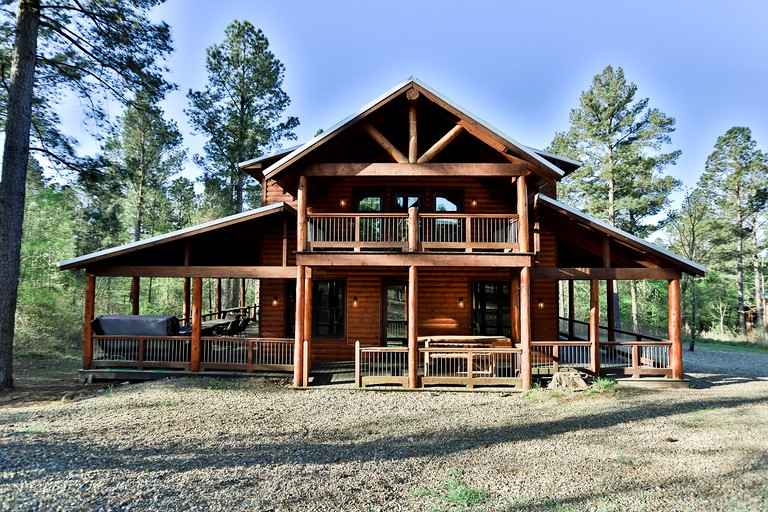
[249,78,576,189]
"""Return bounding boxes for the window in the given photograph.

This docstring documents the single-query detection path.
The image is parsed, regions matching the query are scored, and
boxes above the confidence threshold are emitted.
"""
[357,193,383,242]
[472,282,511,337]
[433,190,463,242]
[394,192,421,212]
[357,193,382,212]
[433,191,462,213]
[313,280,345,338]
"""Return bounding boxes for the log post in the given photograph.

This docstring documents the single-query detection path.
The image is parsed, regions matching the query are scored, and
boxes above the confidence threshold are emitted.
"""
[303,339,309,389]
[589,279,601,375]
[408,265,419,388]
[182,278,191,325]
[240,278,246,308]
[568,280,575,339]
[293,265,306,387]
[407,88,419,163]
[303,267,313,376]
[190,277,202,372]
[517,176,530,253]
[669,278,683,379]
[408,206,418,252]
[510,272,520,344]
[354,340,361,388]
[83,273,96,369]
[216,278,222,318]
[297,175,307,252]
[519,267,532,389]
[131,277,140,315]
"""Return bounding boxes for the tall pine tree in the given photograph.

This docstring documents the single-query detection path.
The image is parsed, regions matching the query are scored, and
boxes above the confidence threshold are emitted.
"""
[186,20,298,216]
[549,65,680,331]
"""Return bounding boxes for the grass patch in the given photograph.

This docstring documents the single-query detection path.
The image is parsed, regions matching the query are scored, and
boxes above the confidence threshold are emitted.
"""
[413,468,491,511]
[694,338,768,355]
[593,377,617,391]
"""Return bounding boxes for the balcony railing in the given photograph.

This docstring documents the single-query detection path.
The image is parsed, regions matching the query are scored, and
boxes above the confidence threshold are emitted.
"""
[306,212,520,252]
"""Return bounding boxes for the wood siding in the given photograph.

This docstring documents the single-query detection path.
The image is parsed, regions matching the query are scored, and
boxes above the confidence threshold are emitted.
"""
[532,228,558,341]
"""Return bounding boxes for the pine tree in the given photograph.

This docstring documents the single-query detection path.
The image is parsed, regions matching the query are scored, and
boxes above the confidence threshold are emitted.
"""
[186,20,298,216]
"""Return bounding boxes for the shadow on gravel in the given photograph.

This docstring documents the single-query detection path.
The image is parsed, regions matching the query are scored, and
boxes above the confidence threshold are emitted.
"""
[2,393,766,485]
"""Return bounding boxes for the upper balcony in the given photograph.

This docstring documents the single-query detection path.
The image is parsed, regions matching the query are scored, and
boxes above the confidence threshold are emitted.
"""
[306,211,520,253]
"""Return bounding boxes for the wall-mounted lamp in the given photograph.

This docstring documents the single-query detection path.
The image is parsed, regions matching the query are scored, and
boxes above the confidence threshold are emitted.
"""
[470,197,478,207]
[537,298,545,310]
[458,297,465,309]
[352,296,359,308]
[339,197,348,207]
[272,296,279,307]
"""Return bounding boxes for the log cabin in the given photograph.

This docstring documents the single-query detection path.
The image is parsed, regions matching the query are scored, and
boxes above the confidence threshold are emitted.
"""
[59,78,705,389]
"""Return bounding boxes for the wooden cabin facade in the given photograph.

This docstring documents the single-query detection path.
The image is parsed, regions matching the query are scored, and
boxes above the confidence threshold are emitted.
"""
[59,79,705,389]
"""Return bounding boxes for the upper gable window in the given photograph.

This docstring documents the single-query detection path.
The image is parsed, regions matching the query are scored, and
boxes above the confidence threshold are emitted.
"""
[434,191,462,213]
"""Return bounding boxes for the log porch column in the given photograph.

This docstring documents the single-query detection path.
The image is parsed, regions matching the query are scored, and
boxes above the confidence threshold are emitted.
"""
[190,277,202,372]
[303,268,313,377]
[83,273,96,369]
[215,278,222,317]
[669,278,683,379]
[519,267,532,389]
[297,175,307,252]
[589,279,601,375]
[131,277,140,315]
[517,176,529,253]
[407,265,419,388]
[293,265,306,387]
[408,206,418,252]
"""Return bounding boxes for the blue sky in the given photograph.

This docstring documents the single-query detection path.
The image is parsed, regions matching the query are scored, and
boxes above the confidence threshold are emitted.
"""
[80,0,768,197]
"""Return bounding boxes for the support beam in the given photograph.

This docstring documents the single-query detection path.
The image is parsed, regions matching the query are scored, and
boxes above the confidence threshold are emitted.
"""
[510,271,520,344]
[589,279,601,374]
[407,88,419,163]
[190,277,202,372]
[303,162,529,177]
[407,206,418,252]
[303,267,313,377]
[282,216,289,267]
[293,265,306,387]
[182,278,191,324]
[216,278,222,318]
[90,266,298,279]
[298,252,533,268]
[417,125,464,164]
[531,267,682,281]
[240,278,246,308]
[83,273,96,369]
[519,267,532,389]
[568,280,575,339]
[297,175,307,252]
[669,278,683,379]
[517,175,530,253]
[131,277,140,315]
[408,265,419,389]
[364,123,408,163]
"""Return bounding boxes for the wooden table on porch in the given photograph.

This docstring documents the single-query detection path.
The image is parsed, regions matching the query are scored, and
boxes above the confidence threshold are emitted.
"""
[419,335,512,377]
[201,318,235,335]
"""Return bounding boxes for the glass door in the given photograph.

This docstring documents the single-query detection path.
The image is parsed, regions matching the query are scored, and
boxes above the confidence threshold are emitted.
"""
[382,281,407,346]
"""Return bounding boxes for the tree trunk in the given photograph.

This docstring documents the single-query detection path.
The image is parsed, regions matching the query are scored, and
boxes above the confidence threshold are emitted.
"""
[737,209,745,335]
[689,275,697,351]
[0,0,40,390]
[754,252,762,341]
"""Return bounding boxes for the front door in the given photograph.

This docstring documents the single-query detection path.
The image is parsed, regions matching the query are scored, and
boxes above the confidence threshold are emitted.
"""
[382,281,407,346]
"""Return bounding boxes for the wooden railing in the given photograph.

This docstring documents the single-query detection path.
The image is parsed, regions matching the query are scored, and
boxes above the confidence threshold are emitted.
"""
[306,212,519,252]
[530,341,592,374]
[92,335,293,373]
[558,316,665,342]
[92,335,191,370]
[355,343,409,387]
[200,337,293,372]
[420,347,521,389]
[600,341,672,377]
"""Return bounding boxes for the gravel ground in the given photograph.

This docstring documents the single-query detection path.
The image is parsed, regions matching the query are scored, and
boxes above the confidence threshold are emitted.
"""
[1,347,767,512]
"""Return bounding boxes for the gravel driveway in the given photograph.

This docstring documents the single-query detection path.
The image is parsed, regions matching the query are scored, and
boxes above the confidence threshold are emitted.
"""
[1,346,767,511]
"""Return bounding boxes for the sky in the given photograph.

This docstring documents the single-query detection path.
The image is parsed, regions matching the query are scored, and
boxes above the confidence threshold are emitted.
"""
[68,0,768,201]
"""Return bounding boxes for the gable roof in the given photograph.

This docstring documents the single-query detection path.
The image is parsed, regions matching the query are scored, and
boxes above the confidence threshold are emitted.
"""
[249,77,579,182]
[536,194,706,276]
[59,202,295,270]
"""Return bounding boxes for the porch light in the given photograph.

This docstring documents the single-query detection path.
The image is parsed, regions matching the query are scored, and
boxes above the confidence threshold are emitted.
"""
[537,298,545,310]
[470,197,477,207]
[458,297,465,308]
[352,296,358,308]
[272,296,279,307]
[340,197,348,207]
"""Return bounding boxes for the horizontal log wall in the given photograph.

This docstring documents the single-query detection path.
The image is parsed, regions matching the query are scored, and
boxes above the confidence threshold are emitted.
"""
[532,229,558,341]
[264,178,298,208]
[260,279,290,338]
[260,222,297,266]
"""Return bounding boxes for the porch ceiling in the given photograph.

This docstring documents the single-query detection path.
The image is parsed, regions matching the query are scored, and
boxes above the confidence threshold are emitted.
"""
[59,202,296,273]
